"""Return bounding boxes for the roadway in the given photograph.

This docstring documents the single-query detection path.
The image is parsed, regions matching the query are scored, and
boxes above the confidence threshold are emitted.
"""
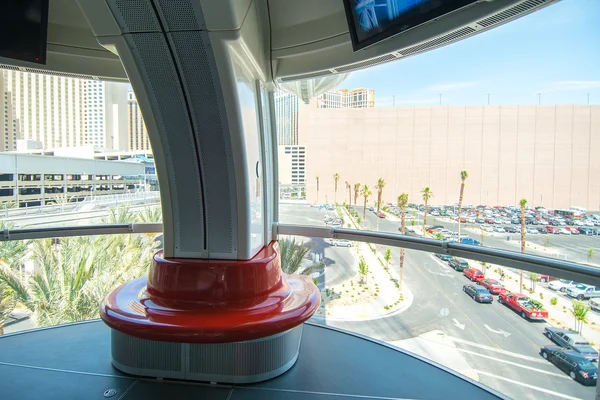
[280,204,595,400]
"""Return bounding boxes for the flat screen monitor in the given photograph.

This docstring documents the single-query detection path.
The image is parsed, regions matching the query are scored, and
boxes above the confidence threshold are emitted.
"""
[343,0,478,51]
[0,0,49,64]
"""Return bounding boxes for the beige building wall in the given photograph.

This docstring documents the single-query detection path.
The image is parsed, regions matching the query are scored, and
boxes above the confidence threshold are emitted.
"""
[303,105,600,211]
[127,90,151,151]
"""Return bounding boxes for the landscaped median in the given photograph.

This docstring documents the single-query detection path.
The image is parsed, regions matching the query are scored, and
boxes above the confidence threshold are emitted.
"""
[311,206,413,322]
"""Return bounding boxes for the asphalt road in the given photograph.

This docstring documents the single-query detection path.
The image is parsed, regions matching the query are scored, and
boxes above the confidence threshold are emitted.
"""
[280,204,595,400]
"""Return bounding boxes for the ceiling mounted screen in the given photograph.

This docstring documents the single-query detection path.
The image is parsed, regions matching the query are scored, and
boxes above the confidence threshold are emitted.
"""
[343,0,478,51]
[0,0,49,64]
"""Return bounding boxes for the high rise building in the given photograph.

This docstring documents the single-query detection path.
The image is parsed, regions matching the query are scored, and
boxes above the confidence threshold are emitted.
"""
[127,90,151,151]
[316,88,375,109]
[274,90,299,145]
[85,80,128,150]
[1,69,86,150]
[278,145,306,186]
[0,73,21,151]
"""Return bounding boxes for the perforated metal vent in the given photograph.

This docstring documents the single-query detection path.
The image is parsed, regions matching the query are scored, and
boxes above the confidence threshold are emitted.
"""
[155,0,205,31]
[399,27,476,56]
[169,31,234,254]
[112,330,182,372]
[126,32,205,254]
[477,0,550,27]
[335,54,399,74]
[107,0,160,33]
[278,70,333,83]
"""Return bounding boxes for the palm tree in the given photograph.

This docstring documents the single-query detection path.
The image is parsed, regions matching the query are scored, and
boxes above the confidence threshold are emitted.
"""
[278,237,317,275]
[0,233,158,328]
[421,187,433,231]
[375,178,386,213]
[0,281,16,335]
[345,181,350,208]
[353,183,360,211]
[571,300,590,334]
[456,170,468,240]
[360,185,372,226]
[397,193,408,285]
[519,198,528,289]
[333,173,340,204]
[0,221,30,271]
[136,205,162,223]
[316,176,320,203]
[358,258,369,284]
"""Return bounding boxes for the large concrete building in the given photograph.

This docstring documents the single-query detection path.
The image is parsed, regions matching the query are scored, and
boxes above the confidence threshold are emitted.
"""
[303,105,600,211]
[274,90,299,146]
[85,80,128,150]
[316,88,375,109]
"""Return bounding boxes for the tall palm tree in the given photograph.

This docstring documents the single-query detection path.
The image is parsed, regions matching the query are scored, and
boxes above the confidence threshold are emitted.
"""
[519,198,528,289]
[421,187,433,230]
[278,237,317,275]
[397,193,409,286]
[457,170,469,240]
[354,183,360,211]
[333,173,340,204]
[345,181,350,207]
[375,178,386,213]
[0,281,16,335]
[360,185,372,226]
[316,176,320,203]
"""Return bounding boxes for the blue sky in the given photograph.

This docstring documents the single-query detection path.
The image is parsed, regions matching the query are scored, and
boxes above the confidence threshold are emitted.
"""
[337,0,600,106]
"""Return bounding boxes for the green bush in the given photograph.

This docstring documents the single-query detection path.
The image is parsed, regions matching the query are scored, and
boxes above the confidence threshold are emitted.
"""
[550,297,558,305]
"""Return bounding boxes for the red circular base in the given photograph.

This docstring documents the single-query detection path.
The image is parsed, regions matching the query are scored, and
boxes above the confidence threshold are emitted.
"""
[100,241,320,343]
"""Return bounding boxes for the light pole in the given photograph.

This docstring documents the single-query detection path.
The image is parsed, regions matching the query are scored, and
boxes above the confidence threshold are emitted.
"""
[438,93,442,105]
[487,94,491,105]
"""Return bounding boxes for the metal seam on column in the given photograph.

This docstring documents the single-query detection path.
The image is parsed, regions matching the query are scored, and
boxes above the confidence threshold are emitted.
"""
[149,0,207,250]
[0,223,162,241]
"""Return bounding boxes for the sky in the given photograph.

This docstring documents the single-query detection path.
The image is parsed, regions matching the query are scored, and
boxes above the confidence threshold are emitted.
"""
[337,0,600,107]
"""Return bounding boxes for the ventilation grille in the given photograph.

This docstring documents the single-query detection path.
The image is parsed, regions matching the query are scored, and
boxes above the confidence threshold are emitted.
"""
[0,64,127,82]
[127,32,204,254]
[188,327,303,376]
[278,70,333,83]
[170,31,234,254]
[335,54,398,74]
[156,0,205,31]
[477,0,550,27]
[107,0,160,33]
[112,330,182,372]
[399,27,476,56]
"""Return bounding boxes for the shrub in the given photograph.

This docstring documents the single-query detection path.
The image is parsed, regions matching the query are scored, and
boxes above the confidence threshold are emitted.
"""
[550,297,558,306]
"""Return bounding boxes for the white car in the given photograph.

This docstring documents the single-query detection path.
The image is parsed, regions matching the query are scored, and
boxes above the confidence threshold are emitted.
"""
[526,228,538,234]
[548,279,578,292]
[559,228,571,235]
[494,226,505,233]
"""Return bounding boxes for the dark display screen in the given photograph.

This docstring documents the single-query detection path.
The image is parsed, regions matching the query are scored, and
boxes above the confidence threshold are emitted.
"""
[0,0,49,64]
[343,0,478,51]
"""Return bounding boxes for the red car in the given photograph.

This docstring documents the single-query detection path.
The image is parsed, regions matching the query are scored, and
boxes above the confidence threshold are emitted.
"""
[478,279,506,294]
[545,225,560,234]
[484,218,495,224]
[565,226,580,235]
[463,268,484,282]
[377,212,386,218]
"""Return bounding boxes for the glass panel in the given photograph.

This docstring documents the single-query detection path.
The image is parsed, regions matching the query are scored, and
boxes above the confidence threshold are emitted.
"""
[0,69,159,227]
[0,233,162,334]
[280,229,598,399]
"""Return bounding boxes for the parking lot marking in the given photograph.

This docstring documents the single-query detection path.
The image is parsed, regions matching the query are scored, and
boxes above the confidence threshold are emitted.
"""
[473,370,582,400]
[447,336,546,363]
[459,348,569,379]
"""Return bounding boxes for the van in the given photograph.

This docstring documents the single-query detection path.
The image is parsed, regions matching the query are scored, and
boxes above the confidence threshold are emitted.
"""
[460,237,481,246]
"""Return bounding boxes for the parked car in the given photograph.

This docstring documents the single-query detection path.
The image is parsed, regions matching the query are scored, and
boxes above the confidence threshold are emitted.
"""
[426,225,445,233]
[368,206,374,211]
[434,253,453,262]
[548,279,578,292]
[590,298,600,312]
[526,227,538,234]
[484,218,495,224]
[377,212,386,218]
[538,274,558,283]
[536,227,548,234]
[504,226,518,233]
[463,268,485,282]
[478,279,506,294]
[566,284,600,300]
[540,346,598,385]
[463,284,493,303]
[448,258,469,272]
[494,226,506,233]
[498,292,548,320]
[565,226,580,235]
[559,228,572,235]
[459,237,481,246]
[545,226,561,234]
[329,239,353,247]
[544,327,599,361]
[480,225,494,232]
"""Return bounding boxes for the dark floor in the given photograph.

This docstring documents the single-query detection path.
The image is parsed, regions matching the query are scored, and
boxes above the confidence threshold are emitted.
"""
[0,320,505,399]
